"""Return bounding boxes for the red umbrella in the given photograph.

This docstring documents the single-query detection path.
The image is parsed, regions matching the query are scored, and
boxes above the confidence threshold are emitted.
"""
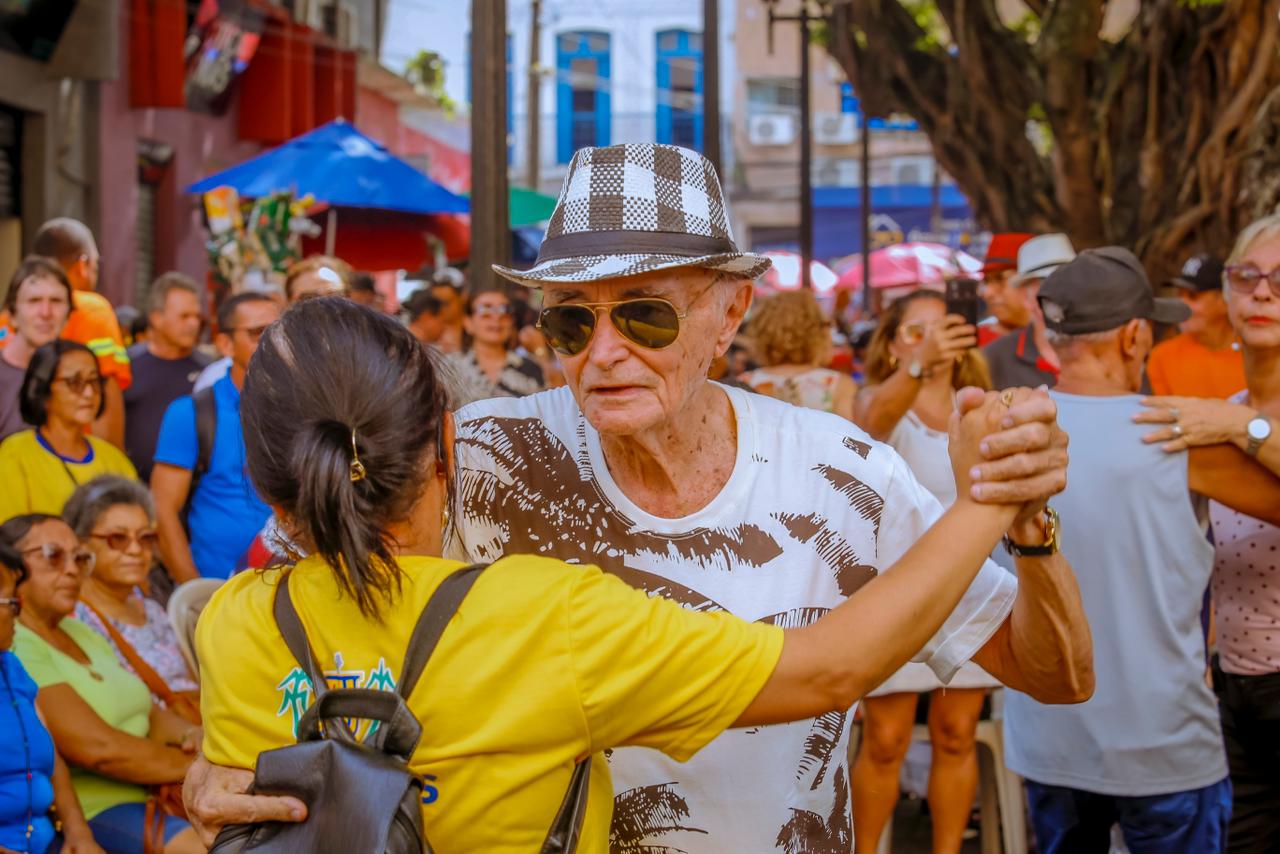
[836,242,982,290]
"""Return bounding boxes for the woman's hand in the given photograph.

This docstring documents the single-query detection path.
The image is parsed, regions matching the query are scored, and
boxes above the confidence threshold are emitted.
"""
[957,386,1069,526]
[917,315,977,374]
[1133,396,1254,453]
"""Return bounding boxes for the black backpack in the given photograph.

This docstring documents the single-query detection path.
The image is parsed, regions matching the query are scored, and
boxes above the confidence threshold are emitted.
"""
[208,564,591,854]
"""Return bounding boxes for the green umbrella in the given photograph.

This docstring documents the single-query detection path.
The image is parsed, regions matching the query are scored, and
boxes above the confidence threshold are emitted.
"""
[507,186,558,227]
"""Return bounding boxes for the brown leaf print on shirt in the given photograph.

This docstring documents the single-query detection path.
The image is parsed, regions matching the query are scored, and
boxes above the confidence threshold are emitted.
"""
[774,765,852,854]
[610,783,707,854]
[812,464,884,538]
[759,607,849,793]
[842,437,872,460]
[455,416,783,586]
[775,513,877,597]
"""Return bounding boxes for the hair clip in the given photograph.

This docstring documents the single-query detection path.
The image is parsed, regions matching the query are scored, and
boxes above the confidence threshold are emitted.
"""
[349,429,367,483]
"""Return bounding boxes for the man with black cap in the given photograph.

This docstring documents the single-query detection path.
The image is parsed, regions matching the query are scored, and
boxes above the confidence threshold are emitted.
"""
[1146,252,1246,398]
[1002,246,1280,854]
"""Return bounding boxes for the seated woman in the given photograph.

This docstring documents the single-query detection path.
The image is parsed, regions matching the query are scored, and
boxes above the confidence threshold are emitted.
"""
[0,341,136,522]
[64,477,199,715]
[192,297,1031,850]
[740,290,858,420]
[0,540,102,854]
[2,515,201,854]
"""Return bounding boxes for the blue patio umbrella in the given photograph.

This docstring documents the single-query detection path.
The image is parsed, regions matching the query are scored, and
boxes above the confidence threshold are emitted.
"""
[187,120,470,216]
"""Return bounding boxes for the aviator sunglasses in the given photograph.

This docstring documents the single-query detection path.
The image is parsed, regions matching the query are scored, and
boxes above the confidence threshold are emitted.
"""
[538,298,692,357]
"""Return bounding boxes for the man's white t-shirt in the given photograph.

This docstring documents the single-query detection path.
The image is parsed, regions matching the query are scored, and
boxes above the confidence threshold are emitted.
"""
[448,384,1017,852]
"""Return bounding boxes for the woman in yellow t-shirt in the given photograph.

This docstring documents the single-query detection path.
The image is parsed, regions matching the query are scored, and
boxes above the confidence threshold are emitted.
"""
[0,340,136,521]
[194,298,1028,852]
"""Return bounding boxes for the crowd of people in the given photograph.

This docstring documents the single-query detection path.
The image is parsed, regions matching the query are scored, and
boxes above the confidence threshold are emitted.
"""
[0,140,1275,854]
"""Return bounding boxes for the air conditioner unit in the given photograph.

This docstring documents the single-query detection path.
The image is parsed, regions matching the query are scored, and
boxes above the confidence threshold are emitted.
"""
[813,158,859,187]
[748,113,797,147]
[814,113,857,145]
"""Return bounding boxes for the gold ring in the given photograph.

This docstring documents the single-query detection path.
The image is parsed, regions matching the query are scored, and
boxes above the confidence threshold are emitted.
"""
[1000,390,1015,407]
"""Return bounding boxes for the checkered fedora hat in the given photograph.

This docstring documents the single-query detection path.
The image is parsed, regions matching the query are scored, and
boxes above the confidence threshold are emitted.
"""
[493,143,772,287]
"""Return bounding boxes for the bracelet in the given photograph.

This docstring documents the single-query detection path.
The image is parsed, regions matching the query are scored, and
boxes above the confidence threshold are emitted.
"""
[1003,507,1060,557]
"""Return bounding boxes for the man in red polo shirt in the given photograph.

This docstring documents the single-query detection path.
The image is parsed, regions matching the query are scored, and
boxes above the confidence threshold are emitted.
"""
[977,233,1033,347]
[983,234,1076,389]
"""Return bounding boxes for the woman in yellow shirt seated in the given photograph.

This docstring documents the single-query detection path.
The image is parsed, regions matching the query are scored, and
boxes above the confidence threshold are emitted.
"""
[0,341,136,520]
[195,298,1031,852]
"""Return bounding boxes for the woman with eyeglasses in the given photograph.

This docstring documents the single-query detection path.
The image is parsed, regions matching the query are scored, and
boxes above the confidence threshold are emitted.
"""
[0,341,136,523]
[445,289,545,407]
[850,289,997,854]
[0,540,104,854]
[1,516,201,854]
[1131,214,1280,852]
[64,477,199,714]
[740,290,858,420]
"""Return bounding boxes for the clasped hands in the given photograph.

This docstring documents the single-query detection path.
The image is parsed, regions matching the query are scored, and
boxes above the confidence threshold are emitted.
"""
[949,386,1069,533]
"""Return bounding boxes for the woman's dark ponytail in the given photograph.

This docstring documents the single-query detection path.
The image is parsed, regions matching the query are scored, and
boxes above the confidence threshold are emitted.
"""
[241,297,447,619]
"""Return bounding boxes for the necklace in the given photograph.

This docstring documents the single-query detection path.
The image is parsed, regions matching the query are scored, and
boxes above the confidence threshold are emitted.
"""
[1,660,37,844]
[36,427,85,489]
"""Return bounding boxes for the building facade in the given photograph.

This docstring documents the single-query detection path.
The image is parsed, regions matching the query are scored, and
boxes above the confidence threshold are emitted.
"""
[0,0,398,308]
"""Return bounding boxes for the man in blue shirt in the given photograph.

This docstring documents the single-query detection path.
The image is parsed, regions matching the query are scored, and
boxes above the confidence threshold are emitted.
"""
[152,292,280,580]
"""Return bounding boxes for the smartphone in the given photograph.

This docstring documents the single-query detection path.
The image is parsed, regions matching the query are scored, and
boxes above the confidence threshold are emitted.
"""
[945,278,981,327]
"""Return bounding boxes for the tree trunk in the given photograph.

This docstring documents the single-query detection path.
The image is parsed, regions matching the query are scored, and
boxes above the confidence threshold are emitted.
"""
[823,0,1280,281]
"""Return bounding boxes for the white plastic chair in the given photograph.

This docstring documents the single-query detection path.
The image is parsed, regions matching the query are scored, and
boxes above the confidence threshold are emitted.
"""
[167,578,224,681]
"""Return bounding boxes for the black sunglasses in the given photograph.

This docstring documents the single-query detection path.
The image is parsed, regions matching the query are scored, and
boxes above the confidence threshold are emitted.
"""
[537,298,690,356]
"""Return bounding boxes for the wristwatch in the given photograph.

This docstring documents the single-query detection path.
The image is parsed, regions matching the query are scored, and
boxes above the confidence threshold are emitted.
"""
[1245,414,1273,457]
[907,359,926,380]
[1003,507,1060,557]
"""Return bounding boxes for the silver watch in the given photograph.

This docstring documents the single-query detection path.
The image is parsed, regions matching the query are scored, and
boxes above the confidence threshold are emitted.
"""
[1245,414,1273,457]
[907,359,925,380]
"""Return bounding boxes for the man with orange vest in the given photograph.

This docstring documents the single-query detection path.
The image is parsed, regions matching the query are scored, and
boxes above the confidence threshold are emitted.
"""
[0,218,131,447]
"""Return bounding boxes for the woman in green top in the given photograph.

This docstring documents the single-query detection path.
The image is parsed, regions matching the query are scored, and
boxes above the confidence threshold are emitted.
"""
[1,515,201,854]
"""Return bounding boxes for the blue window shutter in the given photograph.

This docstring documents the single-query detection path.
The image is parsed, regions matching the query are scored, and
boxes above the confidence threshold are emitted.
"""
[556,32,610,163]
[655,30,702,151]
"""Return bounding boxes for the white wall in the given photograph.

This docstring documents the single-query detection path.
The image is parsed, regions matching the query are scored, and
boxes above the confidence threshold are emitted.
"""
[383,0,734,193]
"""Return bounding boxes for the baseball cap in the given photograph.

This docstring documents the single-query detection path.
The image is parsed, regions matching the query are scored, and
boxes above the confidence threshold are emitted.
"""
[1169,253,1225,293]
[1038,246,1191,334]
[982,233,1034,275]
[1011,233,1076,286]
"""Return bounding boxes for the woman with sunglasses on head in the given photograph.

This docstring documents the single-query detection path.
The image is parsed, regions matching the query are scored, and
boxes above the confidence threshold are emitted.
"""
[445,289,545,407]
[1132,214,1280,853]
[740,290,858,420]
[64,477,199,714]
[0,342,136,523]
[0,540,104,854]
[182,297,1060,851]
[1,516,202,854]
[850,289,997,854]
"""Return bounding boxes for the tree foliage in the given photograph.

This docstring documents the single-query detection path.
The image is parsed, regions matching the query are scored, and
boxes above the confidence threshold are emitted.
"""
[822,0,1280,276]
[403,49,456,114]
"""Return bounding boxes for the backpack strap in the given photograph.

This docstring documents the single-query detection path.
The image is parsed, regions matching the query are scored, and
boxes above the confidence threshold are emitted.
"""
[397,564,487,701]
[192,386,217,484]
[272,573,330,700]
[541,759,591,854]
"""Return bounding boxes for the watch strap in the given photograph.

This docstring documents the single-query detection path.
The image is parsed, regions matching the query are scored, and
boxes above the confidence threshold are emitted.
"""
[1003,507,1060,557]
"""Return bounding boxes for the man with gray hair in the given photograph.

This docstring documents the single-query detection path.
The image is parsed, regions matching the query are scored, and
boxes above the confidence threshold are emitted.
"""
[1004,247,1280,853]
[450,144,1090,851]
[123,272,212,480]
[183,144,1094,851]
